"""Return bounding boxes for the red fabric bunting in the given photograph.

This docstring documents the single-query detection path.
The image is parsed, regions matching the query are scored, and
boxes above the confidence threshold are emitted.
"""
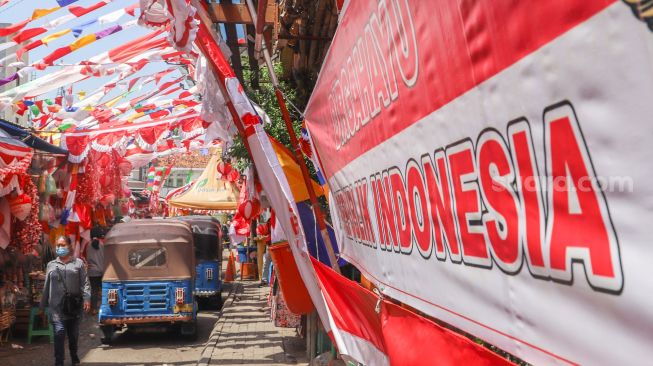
[108,30,166,63]
[137,124,169,150]
[43,47,73,66]
[63,134,90,163]
[68,0,108,17]
[148,109,170,119]
[16,40,43,60]
[12,27,47,43]
[0,19,29,37]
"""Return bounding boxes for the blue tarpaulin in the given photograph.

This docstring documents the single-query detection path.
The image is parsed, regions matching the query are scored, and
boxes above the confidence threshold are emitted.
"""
[296,201,346,267]
[0,119,68,155]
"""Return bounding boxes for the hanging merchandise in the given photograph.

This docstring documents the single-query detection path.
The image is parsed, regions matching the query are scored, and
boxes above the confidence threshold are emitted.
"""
[76,155,100,204]
[237,198,260,221]
[11,176,41,254]
[226,169,239,183]
[0,198,10,249]
[45,174,57,195]
[8,193,32,221]
[216,160,232,177]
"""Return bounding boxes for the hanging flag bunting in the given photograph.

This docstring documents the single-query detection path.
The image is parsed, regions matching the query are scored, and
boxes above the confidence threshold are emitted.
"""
[42,19,139,66]
[0,30,169,102]
[0,19,30,37]
[145,166,156,191]
[139,0,198,52]
[32,7,60,20]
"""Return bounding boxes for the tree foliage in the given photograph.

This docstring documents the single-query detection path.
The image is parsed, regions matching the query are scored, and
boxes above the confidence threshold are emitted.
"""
[227,57,304,172]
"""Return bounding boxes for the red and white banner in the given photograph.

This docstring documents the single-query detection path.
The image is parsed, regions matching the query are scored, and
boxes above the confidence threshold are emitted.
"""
[305,1,653,365]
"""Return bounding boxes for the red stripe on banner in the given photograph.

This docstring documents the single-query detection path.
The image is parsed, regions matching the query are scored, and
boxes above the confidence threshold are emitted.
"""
[343,254,577,365]
[304,0,616,178]
[311,258,386,355]
[381,301,515,366]
[312,258,519,365]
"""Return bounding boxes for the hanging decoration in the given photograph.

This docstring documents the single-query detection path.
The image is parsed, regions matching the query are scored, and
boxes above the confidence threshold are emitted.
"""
[7,193,32,221]
[238,197,261,221]
[0,198,10,249]
[11,175,41,254]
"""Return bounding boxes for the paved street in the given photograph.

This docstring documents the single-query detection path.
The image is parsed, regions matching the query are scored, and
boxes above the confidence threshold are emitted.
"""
[199,282,308,366]
[0,277,309,366]
[0,307,220,366]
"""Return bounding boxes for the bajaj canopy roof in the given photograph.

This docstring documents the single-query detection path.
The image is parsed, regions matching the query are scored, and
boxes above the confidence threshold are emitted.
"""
[173,216,222,260]
[103,219,195,281]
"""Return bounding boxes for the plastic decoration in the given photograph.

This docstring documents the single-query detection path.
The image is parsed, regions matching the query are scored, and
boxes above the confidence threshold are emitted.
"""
[216,161,232,177]
[238,198,260,221]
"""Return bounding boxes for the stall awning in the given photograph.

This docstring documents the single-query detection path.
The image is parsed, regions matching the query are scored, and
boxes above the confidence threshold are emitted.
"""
[168,149,239,211]
[0,119,68,155]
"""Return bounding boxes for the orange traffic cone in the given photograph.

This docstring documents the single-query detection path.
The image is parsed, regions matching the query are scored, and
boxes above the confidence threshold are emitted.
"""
[224,251,236,283]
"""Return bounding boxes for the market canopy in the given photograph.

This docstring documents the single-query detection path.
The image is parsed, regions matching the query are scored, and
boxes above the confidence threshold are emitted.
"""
[0,119,68,155]
[168,149,239,211]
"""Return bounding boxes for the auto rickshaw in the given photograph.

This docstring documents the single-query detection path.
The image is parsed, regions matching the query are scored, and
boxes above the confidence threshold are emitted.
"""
[98,220,197,344]
[174,216,223,310]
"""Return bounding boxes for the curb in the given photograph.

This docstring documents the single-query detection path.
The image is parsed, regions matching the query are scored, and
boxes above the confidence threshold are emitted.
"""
[196,282,243,366]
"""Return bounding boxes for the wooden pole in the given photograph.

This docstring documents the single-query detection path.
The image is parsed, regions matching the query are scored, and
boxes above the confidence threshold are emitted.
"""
[254,0,267,59]
[245,0,340,274]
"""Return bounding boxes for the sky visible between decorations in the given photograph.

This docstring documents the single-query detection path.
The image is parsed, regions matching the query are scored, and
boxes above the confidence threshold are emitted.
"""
[0,0,169,107]
[0,0,244,133]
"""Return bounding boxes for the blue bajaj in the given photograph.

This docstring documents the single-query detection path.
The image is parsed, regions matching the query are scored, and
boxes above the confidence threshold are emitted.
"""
[98,220,197,344]
[175,216,223,310]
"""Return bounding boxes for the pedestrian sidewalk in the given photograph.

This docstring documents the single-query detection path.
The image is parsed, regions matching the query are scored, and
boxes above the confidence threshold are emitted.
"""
[197,281,308,366]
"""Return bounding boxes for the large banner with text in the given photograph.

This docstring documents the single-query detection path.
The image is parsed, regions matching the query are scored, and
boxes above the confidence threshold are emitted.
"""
[304,1,653,364]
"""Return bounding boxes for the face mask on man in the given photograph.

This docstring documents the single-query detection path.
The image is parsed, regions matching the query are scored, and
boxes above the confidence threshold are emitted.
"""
[56,246,70,257]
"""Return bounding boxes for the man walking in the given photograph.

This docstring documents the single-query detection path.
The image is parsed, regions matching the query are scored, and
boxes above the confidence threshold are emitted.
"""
[40,236,91,366]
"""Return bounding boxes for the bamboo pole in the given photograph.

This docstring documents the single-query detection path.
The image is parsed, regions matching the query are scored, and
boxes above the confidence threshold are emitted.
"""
[245,0,340,274]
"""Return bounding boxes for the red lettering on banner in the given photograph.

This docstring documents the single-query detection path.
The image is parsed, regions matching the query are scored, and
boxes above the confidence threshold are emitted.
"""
[371,173,396,251]
[326,0,419,151]
[422,151,461,262]
[447,141,490,267]
[364,24,394,117]
[355,178,375,246]
[347,187,363,244]
[388,0,418,87]
[544,103,622,292]
[389,167,412,254]
[477,130,521,273]
[337,101,622,294]
[508,120,547,277]
[406,159,432,258]
[334,191,353,239]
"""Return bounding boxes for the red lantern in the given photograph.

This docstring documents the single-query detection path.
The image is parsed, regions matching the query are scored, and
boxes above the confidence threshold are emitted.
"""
[238,198,261,221]
[256,223,270,237]
[8,193,32,221]
[226,169,239,183]
[216,161,232,177]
